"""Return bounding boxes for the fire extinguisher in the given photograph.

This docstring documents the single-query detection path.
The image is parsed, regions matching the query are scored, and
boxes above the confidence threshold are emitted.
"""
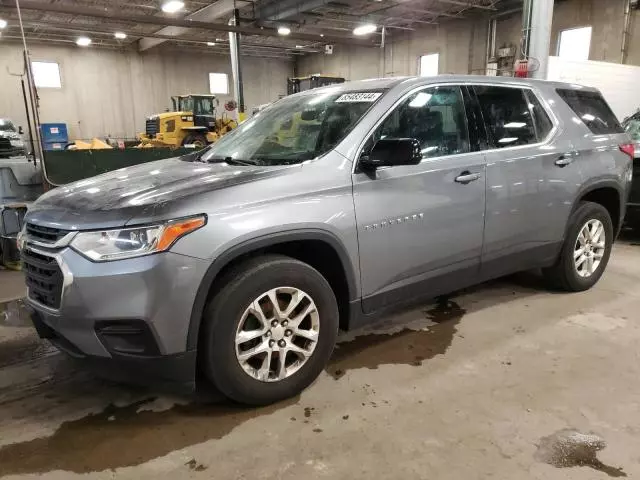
[515,59,529,78]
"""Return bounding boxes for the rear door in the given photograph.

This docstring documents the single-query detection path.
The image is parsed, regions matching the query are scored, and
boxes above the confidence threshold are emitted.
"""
[474,84,578,277]
[352,84,487,313]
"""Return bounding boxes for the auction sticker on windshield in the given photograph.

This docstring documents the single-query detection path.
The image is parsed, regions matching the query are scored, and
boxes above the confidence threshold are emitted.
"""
[335,92,382,103]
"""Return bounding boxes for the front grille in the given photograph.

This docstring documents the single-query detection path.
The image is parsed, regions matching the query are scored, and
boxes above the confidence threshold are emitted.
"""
[22,248,63,309]
[0,138,11,149]
[26,223,70,244]
[145,118,160,137]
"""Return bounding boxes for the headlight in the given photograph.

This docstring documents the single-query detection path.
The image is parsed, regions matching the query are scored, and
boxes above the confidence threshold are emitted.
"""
[70,215,206,262]
[10,139,24,147]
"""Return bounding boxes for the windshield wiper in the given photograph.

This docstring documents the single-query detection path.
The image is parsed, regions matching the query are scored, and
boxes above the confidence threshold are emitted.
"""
[206,156,260,166]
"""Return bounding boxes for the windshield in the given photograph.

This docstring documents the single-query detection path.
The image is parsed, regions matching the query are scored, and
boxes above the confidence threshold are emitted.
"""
[0,119,16,132]
[200,89,385,165]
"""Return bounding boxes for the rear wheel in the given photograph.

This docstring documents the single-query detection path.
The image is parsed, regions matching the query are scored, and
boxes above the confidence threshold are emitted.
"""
[200,255,339,405]
[543,201,613,291]
[182,133,207,148]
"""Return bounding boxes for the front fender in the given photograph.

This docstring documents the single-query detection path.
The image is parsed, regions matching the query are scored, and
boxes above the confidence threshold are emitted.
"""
[185,228,358,351]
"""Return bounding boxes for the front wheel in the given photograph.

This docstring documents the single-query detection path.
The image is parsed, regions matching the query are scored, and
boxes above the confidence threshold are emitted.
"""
[200,255,339,405]
[543,201,613,291]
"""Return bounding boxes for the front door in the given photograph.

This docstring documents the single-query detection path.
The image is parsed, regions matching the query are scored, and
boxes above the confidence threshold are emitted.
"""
[352,85,487,313]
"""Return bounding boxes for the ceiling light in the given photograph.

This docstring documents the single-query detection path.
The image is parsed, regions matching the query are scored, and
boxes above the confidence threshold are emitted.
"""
[295,45,304,49]
[207,41,216,46]
[0,19,7,29]
[76,36,92,46]
[278,26,291,36]
[353,23,376,36]
[114,32,127,39]
[320,34,325,37]
[161,0,184,13]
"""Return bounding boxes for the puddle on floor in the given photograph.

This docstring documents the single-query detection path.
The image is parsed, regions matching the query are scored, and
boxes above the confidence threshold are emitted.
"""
[0,297,465,476]
[0,396,298,476]
[0,298,32,328]
[326,298,465,379]
[535,429,627,477]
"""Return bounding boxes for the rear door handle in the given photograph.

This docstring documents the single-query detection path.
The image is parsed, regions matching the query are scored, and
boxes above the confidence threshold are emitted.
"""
[555,151,578,167]
[455,171,481,184]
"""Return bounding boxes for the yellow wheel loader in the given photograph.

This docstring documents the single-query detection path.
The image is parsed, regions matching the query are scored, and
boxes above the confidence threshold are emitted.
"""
[138,95,237,148]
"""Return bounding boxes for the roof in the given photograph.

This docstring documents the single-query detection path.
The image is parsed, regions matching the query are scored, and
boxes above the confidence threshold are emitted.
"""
[300,75,601,95]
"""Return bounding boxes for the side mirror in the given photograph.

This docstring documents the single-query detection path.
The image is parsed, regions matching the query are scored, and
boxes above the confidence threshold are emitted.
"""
[360,138,422,170]
[18,126,23,135]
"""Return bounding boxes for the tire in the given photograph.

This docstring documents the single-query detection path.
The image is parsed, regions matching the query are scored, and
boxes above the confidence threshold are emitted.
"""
[182,133,207,147]
[543,201,613,292]
[200,254,339,405]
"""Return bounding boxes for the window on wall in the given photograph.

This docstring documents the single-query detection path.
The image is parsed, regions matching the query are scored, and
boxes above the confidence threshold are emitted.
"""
[209,73,229,94]
[419,53,439,77]
[31,61,61,88]
[558,26,592,61]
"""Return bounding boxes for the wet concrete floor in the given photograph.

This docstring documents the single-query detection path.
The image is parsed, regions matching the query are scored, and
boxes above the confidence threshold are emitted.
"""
[2,236,640,479]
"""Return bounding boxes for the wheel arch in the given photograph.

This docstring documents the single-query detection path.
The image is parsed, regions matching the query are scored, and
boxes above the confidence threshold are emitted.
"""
[186,229,358,351]
[573,180,623,235]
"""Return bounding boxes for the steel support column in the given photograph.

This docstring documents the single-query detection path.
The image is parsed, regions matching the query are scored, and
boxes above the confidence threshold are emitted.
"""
[526,0,554,79]
[228,9,244,113]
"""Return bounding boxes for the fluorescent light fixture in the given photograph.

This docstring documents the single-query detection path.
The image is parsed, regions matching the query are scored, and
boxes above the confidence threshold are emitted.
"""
[278,26,291,35]
[498,137,519,144]
[504,122,526,129]
[0,19,7,29]
[582,113,596,122]
[353,24,376,36]
[114,32,127,39]
[76,36,92,46]
[408,92,432,108]
[295,45,304,49]
[320,34,325,37]
[207,41,216,46]
[161,0,184,13]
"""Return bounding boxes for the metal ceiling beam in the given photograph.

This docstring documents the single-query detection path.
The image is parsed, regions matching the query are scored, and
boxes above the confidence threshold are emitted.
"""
[433,0,497,10]
[396,6,459,18]
[14,21,302,52]
[0,0,376,46]
[257,0,333,21]
[138,0,250,52]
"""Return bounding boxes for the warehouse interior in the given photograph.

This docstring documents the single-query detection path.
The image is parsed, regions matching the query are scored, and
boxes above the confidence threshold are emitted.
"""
[1,0,640,478]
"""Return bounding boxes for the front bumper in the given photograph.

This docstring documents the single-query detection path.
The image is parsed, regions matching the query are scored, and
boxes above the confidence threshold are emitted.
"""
[25,247,209,390]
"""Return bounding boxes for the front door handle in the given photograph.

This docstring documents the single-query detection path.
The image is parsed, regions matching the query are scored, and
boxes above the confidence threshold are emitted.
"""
[455,171,481,184]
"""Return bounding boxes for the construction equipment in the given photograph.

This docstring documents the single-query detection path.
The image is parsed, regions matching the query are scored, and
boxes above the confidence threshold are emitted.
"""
[287,75,345,95]
[138,95,237,148]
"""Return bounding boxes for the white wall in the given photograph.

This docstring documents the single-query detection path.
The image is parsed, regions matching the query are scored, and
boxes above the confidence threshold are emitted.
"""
[0,43,293,140]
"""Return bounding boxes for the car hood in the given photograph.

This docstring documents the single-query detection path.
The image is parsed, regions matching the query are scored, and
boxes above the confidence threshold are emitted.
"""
[28,157,292,229]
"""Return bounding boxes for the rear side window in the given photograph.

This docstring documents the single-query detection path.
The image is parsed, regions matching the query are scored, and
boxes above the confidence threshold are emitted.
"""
[556,88,623,134]
[524,90,554,140]
[474,86,537,148]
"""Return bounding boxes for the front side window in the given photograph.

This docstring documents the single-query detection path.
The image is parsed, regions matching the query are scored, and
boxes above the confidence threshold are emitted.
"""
[474,86,537,148]
[200,89,385,165]
[365,86,470,160]
[0,119,16,132]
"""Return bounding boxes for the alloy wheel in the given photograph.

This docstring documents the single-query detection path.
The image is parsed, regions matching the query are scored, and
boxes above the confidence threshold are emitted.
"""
[574,219,606,278]
[235,287,320,382]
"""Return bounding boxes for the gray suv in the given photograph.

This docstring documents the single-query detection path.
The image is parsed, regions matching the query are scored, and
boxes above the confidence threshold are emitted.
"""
[21,76,633,405]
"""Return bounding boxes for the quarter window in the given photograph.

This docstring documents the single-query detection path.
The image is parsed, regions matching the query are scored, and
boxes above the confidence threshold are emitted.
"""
[368,86,470,160]
[474,86,537,148]
[524,90,554,140]
[556,88,623,135]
